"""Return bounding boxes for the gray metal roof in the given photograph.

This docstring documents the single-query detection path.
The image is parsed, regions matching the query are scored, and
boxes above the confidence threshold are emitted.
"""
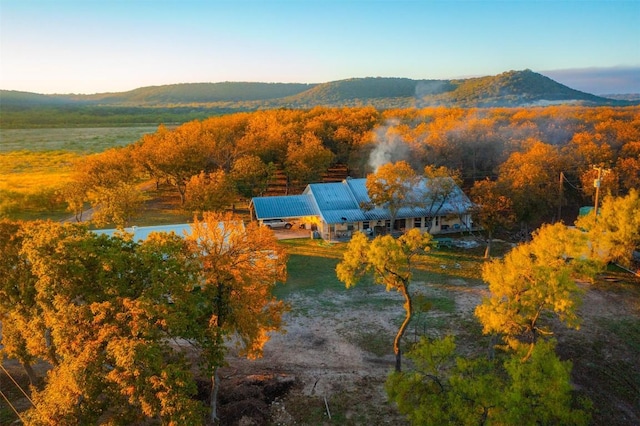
[344,178,371,205]
[252,194,318,220]
[252,177,472,225]
[306,182,359,211]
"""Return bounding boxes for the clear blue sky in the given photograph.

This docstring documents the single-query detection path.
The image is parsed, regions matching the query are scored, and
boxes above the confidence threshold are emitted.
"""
[1,0,639,94]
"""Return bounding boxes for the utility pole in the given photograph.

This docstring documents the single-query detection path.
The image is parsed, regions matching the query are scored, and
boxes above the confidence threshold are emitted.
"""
[557,171,564,223]
[593,166,609,222]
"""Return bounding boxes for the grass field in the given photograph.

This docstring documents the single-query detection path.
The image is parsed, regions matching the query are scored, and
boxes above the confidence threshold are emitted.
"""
[0,126,157,153]
[0,126,158,220]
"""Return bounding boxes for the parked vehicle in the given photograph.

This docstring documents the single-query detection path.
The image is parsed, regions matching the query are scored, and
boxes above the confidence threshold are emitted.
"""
[262,219,293,229]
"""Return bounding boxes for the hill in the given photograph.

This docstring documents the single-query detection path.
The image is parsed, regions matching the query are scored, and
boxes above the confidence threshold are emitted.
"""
[1,70,633,128]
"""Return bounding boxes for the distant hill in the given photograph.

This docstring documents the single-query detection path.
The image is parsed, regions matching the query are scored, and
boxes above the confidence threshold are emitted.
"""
[1,70,634,128]
[78,82,315,105]
[423,69,613,107]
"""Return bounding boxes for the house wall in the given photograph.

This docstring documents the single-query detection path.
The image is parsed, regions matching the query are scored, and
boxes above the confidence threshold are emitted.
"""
[314,213,473,240]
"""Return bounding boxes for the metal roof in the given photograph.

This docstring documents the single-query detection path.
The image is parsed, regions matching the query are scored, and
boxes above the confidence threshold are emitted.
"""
[306,181,359,211]
[252,177,472,225]
[252,194,317,220]
[93,224,194,241]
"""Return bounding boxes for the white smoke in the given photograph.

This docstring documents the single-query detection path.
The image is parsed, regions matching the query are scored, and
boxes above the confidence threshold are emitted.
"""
[368,119,411,172]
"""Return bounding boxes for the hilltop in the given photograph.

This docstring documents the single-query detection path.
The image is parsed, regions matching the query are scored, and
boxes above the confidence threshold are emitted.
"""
[0,69,633,128]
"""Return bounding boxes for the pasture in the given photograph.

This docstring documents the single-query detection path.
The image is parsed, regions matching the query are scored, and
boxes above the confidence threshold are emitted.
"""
[0,127,155,219]
[0,126,157,153]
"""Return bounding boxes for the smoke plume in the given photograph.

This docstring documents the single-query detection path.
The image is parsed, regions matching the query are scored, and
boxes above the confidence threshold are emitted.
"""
[368,119,411,172]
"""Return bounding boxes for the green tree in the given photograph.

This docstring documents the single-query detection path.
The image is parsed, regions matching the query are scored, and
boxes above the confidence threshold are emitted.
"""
[336,228,432,372]
[387,336,590,425]
[500,339,590,425]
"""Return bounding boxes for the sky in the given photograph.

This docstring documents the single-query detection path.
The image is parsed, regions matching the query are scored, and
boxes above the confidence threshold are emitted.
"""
[1,0,639,95]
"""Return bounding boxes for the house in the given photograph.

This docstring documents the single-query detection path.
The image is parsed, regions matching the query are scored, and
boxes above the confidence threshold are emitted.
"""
[251,177,474,240]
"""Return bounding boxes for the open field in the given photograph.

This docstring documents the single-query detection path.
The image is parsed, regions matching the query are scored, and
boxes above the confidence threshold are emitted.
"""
[0,126,157,153]
[0,126,157,220]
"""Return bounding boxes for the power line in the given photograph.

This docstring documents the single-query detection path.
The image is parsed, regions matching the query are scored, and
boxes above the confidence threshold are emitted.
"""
[562,173,582,192]
[0,363,35,407]
[0,388,26,423]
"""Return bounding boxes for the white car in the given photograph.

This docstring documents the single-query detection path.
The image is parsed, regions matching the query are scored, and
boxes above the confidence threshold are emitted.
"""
[262,219,293,229]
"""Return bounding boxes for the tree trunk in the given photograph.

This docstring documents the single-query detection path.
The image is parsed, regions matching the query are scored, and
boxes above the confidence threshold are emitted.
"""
[210,366,220,423]
[22,361,38,385]
[484,230,493,259]
[393,282,413,372]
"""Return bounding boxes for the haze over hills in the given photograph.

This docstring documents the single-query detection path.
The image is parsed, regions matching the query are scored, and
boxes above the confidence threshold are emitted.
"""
[0,70,635,128]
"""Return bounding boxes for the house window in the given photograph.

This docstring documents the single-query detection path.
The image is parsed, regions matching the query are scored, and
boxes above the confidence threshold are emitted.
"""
[362,221,370,230]
[414,217,422,228]
[385,220,391,230]
[435,216,440,226]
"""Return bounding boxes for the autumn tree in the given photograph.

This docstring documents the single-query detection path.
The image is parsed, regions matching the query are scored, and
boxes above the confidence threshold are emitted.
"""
[59,180,88,222]
[184,170,237,214]
[184,212,288,422]
[200,113,250,172]
[421,165,462,231]
[74,147,138,189]
[336,228,432,372]
[0,220,39,384]
[230,154,275,199]
[579,166,618,203]
[132,122,215,204]
[62,146,140,223]
[575,189,640,268]
[498,140,563,230]
[364,160,420,233]
[7,221,206,424]
[285,132,335,190]
[89,182,146,227]
[470,179,515,258]
[475,223,590,359]
[616,141,640,193]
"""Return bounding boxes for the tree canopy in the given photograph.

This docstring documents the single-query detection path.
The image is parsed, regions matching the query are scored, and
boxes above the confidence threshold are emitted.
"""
[336,228,432,372]
[0,216,288,424]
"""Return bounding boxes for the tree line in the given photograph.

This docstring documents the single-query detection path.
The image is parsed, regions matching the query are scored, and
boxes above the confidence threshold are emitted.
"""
[54,105,639,231]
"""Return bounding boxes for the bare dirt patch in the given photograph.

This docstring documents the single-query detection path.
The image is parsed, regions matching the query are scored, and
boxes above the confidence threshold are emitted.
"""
[217,276,488,425]
[216,268,640,426]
